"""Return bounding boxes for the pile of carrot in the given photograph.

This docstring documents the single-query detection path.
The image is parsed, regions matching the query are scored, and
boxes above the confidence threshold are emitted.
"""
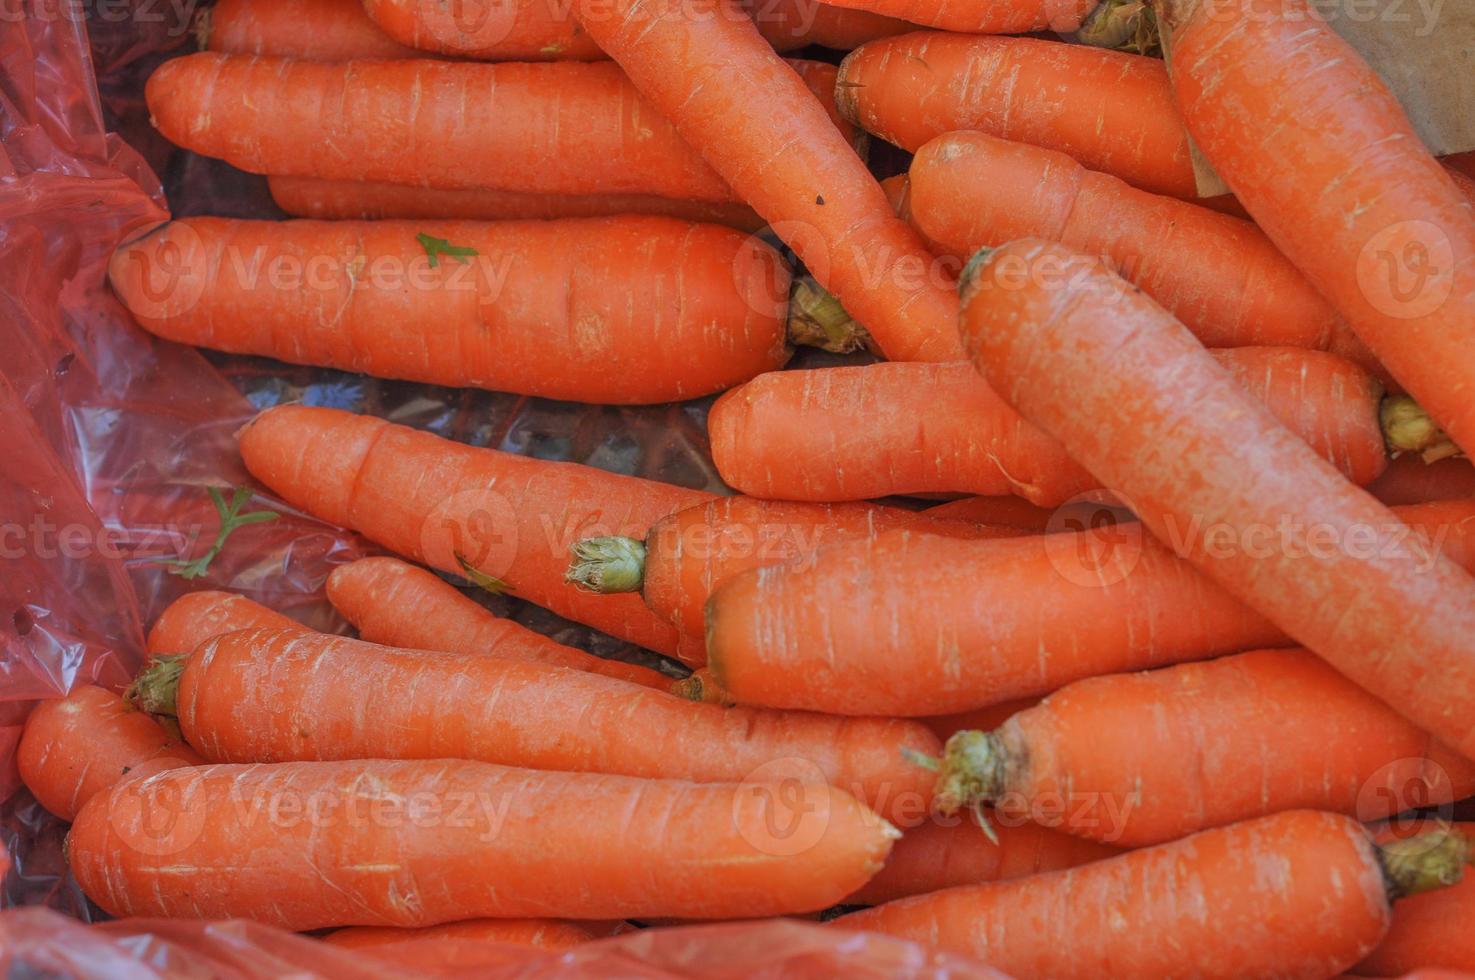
[18,0,1475,973]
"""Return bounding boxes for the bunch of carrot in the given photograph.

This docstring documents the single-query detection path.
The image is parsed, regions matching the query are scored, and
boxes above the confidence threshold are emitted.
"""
[19,0,1475,972]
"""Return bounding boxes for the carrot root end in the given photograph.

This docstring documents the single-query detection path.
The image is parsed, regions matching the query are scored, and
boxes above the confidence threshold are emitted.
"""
[1381,395,1462,462]
[1379,825,1474,900]
[565,537,646,594]
[934,729,1006,816]
[1074,0,1160,55]
[787,277,873,355]
[125,655,187,718]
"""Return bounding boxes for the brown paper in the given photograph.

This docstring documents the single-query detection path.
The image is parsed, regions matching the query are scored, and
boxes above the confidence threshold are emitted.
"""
[1158,0,1475,198]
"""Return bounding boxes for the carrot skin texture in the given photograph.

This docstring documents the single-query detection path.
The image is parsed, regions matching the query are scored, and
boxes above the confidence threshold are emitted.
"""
[816,0,1092,32]
[1165,0,1475,459]
[845,815,1117,906]
[238,405,709,656]
[962,239,1475,761]
[837,810,1391,980]
[146,590,300,655]
[573,0,962,362]
[708,348,1389,507]
[171,629,939,824]
[1357,822,1475,976]
[325,919,596,951]
[205,0,423,60]
[147,54,736,202]
[705,500,1475,716]
[328,557,673,690]
[17,686,203,821]
[110,216,791,405]
[69,759,896,926]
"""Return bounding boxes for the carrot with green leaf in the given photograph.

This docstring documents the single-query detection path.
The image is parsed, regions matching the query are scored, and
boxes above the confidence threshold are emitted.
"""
[148,486,279,581]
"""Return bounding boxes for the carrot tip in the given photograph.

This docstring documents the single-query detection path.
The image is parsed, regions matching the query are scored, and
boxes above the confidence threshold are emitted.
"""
[125,655,187,718]
[1382,395,1462,462]
[787,277,873,355]
[934,730,1006,816]
[1379,825,1474,900]
[565,537,646,594]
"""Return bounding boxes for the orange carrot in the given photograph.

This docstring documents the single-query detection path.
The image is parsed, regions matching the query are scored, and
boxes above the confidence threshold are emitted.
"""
[924,496,1129,534]
[1358,821,1475,977]
[565,496,1020,644]
[704,500,1475,716]
[574,0,962,362]
[328,557,674,690]
[846,813,1117,906]
[131,628,939,825]
[148,54,736,202]
[238,405,710,656]
[906,131,1377,368]
[325,919,596,951]
[962,239,1475,761]
[1162,0,1475,460]
[709,348,1395,507]
[16,686,203,821]
[203,0,423,60]
[836,811,1470,980]
[762,0,914,49]
[146,590,300,655]
[267,177,768,231]
[816,0,1092,32]
[930,647,1475,848]
[921,699,1037,744]
[110,216,792,405]
[1370,455,1475,507]
[69,758,896,926]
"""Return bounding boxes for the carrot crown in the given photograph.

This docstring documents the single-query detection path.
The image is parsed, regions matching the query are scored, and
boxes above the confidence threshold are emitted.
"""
[126,655,187,717]
[1379,826,1474,900]
[1382,395,1461,463]
[787,277,873,355]
[566,537,647,594]
[934,730,1007,816]
[1073,0,1160,55]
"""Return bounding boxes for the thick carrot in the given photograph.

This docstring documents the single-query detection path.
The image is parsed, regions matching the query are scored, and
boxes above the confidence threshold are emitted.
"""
[203,0,423,60]
[708,348,1394,507]
[962,239,1475,761]
[267,177,769,231]
[110,216,792,405]
[69,758,896,926]
[837,811,1471,980]
[924,496,1129,534]
[146,590,299,655]
[1370,455,1475,507]
[325,919,596,951]
[846,813,1117,907]
[329,557,673,690]
[132,628,940,824]
[704,500,1475,716]
[238,405,710,656]
[1162,0,1475,460]
[574,0,961,362]
[16,686,203,821]
[817,0,1092,32]
[931,648,1475,848]
[906,131,1377,367]
[147,54,736,202]
[1358,822,1475,977]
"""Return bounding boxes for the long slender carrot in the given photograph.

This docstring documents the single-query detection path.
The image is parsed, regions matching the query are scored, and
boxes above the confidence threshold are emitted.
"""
[266,176,769,231]
[906,131,1377,367]
[146,590,300,655]
[816,0,1093,32]
[325,919,596,951]
[1358,821,1475,977]
[202,0,423,60]
[238,405,710,656]
[1370,455,1475,507]
[930,647,1475,848]
[329,557,674,690]
[574,0,962,362]
[110,216,792,405]
[962,238,1475,761]
[846,813,1117,907]
[16,686,203,821]
[704,499,1475,716]
[69,758,897,927]
[131,628,940,824]
[708,348,1396,507]
[836,811,1472,980]
[147,54,736,202]
[565,496,1020,644]
[1161,0,1475,460]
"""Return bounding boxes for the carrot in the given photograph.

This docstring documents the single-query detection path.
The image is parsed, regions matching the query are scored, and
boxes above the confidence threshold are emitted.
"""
[1370,455,1475,507]
[146,590,300,655]
[1358,821,1475,977]
[565,496,1020,644]
[202,0,423,60]
[704,499,1475,716]
[266,176,768,231]
[708,348,1395,507]
[962,239,1475,762]
[16,686,203,821]
[329,557,674,690]
[846,812,1117,907]
[325,919,596,951]
[68,757,897,927]
[1161,0,1475,461]
[238,405,710,656]
[930,647,1475,848]
[573,0,961,362]
[921,698,1037,744]
[836,811,1472,980]
[110,216,793,405]
[147,54,736,202]
[761,0,914,49]
[816,0,1093,32]
[130,627,940,825]
[906,131,1379,368]
[923,496,1129,534]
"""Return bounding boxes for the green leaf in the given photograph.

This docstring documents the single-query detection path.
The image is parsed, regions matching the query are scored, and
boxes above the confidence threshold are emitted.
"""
[456,553,512,596]
[148,485,280,582]
[417,232,479,269]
